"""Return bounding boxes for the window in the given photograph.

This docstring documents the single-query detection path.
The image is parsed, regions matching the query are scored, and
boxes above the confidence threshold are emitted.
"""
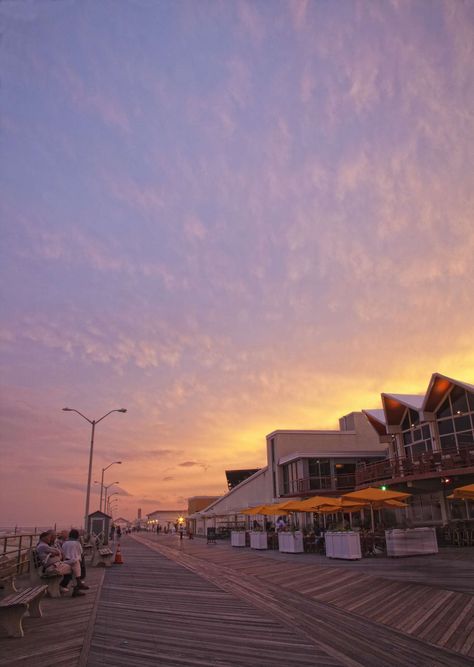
[436,387,474,453]
[282,461,299,494]
[307,459,331,490]
[401,408,432,461]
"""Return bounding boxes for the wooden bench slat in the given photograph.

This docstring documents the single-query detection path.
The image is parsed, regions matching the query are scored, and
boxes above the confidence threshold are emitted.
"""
[0,585,47,607]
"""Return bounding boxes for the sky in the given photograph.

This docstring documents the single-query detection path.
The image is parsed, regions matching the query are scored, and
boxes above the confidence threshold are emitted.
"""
[1,0,474,527]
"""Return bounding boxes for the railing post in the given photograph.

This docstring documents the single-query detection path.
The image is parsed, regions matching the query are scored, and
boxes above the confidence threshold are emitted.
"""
[16,535,23,575]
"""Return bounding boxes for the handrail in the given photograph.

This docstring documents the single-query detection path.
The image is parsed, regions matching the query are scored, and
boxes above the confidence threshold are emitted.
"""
[1,533,39,575]
[281,446,474,496]
[355,446,474,486]
[282,472,356,496]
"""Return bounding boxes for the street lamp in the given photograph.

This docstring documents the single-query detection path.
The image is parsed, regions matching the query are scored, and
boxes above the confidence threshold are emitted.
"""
[103,482,119,515]
[62,407,127,530]
[100,461,122,512]
[107,495,119,516]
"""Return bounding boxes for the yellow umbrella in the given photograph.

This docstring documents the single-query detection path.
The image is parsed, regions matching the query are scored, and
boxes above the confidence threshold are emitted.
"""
[259,505,289,516]
[272,500,309,511]
[288,496,344,512]
[453,484,474,500]
[342,487,411,531]
[343,487,411,503]
[317,500,368,512]
[373,499,408,509]
[240,504,289,516]
[240,505,268,515]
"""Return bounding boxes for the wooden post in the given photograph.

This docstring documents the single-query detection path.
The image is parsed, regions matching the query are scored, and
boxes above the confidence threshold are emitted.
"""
[16,535,23,574]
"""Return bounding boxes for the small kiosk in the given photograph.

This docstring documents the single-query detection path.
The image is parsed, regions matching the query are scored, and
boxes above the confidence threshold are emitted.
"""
[88,510,112,545]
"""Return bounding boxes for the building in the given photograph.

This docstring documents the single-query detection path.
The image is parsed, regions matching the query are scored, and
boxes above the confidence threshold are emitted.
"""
[187,411,385,536]
[146,509,187,529]
[362,373,474,525]
[188,373,474,535]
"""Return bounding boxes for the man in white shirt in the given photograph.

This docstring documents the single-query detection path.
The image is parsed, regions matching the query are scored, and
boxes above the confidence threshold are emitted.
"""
[62,529,89,591]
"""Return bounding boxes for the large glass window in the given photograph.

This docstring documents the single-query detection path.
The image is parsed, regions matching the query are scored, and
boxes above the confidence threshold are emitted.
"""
[307,458,331,490]
[436,386,474,452]
[282,461,299,494]
[401,408,432,461]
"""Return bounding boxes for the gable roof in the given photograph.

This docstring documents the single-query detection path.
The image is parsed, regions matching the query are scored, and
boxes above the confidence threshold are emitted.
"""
[362,409,388,436]
[381,393,424,426]
[423,373,474,412]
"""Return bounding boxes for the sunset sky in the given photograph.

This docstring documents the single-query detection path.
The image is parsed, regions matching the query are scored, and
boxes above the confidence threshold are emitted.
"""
[1,1,474,527]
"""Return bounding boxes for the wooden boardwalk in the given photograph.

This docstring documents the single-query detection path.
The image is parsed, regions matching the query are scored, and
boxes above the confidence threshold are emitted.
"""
[86,538,341,667]
[1,535,473,666]
[0,565,104,666]
[134,533,474,666]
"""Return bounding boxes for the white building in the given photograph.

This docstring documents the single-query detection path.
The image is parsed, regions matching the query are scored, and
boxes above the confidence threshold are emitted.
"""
[188,412,385,536]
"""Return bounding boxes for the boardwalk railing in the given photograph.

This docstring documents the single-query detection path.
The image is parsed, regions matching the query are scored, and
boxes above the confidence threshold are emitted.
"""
[282,446,474,497]
[355,446,474,486]
[1,533,39,575]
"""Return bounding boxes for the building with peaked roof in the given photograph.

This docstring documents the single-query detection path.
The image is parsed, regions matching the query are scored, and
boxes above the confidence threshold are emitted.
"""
[188,374,474,536]
[361,373,474,525]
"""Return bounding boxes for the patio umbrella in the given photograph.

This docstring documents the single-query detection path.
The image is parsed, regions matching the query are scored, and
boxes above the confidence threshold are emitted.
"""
[258,505,290,515]
[240,505,269,515]
[272,500,310,511]
[287,496,346,512]
[342,487,411,531]
[453,484,474,500]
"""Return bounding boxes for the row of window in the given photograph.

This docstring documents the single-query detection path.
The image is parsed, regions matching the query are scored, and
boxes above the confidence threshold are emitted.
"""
[400,387,474,460]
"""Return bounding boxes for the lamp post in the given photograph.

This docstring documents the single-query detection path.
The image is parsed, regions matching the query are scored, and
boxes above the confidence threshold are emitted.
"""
[103,483,119,516]
[100,461,122,512]
[107,495,119,518]
[62,407,127,531]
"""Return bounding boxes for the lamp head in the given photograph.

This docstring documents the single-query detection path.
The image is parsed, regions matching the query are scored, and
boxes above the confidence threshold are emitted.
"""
[62,407,72,411]
[118,409,127,413]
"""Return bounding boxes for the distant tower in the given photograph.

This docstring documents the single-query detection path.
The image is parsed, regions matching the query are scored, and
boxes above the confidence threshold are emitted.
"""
[138,508,142,520]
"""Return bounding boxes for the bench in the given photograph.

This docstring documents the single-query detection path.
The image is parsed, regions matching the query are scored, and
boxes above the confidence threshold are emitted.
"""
[0,585,47,637]
[28,549,63,598]
[0,555,18,594]
[91,545,114,567]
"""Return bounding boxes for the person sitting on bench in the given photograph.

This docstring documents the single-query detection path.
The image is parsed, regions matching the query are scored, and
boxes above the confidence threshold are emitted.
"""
[61,529,89,590]
[36,531,85,597]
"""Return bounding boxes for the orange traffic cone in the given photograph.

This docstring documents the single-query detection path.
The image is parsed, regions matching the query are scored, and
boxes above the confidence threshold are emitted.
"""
[114,543,124,564]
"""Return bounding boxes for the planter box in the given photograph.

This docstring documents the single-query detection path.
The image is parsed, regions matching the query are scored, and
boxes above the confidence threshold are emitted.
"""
[231,531,247,547]
[385,528,438,557]
[325,531,362,560]
[278,531,304,553]
[250,531,268,550]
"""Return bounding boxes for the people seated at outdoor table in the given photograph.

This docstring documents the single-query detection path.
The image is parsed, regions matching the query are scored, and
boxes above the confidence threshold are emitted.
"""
[36,529,86,596]
[276,516,286,531]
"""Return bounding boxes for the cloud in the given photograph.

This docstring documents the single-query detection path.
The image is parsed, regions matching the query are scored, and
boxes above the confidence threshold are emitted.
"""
[162,476,174,482]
